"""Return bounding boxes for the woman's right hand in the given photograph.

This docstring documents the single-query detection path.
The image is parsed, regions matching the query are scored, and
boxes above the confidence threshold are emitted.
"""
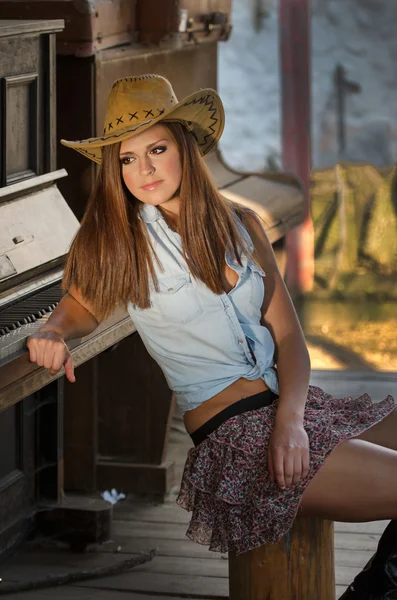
[26,328,75,383]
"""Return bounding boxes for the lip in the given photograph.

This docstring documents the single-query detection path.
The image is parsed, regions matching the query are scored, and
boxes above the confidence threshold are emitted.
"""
[141,180,163,191]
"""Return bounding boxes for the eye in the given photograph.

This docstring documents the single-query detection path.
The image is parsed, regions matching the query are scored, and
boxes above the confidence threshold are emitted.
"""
[150,145,167,155]
[120,156,135,166]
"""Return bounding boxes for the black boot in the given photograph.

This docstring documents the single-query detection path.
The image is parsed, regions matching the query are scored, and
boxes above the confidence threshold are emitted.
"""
[339,520,397,599]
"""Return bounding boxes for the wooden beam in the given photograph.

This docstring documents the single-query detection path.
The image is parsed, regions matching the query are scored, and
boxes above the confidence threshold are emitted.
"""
[229,517,335,599]
[279,0,314,294]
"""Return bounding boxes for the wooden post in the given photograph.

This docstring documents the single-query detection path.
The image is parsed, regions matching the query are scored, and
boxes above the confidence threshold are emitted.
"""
[228,517,335,600]
[279,0,314,295]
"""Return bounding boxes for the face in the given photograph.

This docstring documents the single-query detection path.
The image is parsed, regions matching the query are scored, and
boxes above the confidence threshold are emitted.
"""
[119,124,182,211]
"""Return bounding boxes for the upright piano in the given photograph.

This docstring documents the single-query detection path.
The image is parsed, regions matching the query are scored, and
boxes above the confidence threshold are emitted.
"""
[0,19,136,562]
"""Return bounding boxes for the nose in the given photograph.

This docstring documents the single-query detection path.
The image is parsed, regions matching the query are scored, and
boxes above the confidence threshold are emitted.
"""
[139,156,155,177]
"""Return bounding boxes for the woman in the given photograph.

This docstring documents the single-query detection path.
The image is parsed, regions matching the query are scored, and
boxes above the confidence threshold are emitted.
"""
[27,75,397,558]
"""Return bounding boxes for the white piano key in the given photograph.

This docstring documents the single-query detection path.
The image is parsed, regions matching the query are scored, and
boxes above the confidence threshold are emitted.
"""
[0,316,50,361]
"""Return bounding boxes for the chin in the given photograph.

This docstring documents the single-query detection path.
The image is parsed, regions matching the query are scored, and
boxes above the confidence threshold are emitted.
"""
[133,185,179,207]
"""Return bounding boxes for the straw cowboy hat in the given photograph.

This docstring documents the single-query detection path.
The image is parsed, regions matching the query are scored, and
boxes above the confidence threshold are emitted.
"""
[61,74,225,164]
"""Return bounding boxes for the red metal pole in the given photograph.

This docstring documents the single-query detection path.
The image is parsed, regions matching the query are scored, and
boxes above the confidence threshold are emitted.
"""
[279,0,314,294]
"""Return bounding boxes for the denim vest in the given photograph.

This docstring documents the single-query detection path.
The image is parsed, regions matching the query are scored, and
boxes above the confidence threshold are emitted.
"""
[128,203,279,416]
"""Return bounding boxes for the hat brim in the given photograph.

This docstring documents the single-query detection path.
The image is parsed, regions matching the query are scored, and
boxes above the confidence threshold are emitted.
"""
[60,88,225,164]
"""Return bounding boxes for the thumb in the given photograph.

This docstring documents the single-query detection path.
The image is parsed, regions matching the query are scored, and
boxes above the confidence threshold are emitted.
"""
[64,354,75,383]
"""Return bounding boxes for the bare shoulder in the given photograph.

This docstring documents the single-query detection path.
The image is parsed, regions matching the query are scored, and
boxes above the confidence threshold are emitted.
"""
[67,284,100,324]
[237,208,278,271]
[238,209,303,340]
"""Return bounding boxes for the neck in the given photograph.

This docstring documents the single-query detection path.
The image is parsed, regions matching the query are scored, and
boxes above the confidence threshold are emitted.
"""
[159,196,181,217]
[158,197,181,232]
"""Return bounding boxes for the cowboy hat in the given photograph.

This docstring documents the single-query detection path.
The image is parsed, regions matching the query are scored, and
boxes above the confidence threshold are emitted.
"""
[60,74,225,164]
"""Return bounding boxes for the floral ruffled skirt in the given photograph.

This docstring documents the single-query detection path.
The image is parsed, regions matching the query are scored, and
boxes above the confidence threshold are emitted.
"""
[176,385,395,555]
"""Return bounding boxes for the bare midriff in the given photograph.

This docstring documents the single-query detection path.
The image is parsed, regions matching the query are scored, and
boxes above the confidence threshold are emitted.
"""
[183,377,269,434]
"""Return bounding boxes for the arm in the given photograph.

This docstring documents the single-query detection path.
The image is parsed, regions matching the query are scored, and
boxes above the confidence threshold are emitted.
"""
[26,285,100,382]
[40,287,99,341]
[242,212,311,488]
[244,214,311,419]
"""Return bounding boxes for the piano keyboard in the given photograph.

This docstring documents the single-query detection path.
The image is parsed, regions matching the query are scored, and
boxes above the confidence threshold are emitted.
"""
[0,316,51,362]
[0,287,63,335]
[0,285,63,363]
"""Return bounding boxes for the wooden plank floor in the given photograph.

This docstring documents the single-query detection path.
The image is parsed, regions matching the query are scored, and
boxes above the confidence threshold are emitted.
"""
[1,369,395,600]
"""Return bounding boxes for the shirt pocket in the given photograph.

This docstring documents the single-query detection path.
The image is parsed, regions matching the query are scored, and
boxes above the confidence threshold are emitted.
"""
[247,259,265,311]
[156,273,203,324]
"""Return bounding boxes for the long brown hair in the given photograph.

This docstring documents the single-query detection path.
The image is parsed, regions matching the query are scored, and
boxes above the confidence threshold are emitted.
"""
[63,122,252,320]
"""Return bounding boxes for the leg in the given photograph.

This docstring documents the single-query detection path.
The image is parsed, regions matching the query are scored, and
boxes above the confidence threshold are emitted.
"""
[355,407,397,451]
[300,438,397,521]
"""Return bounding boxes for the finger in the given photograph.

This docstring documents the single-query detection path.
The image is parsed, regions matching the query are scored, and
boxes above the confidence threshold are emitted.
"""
[64,355,75,383]
[35,342,45,367]
[283,455,295,489]
[291,455,303,487]
[49,346,66,376]
[27,340,37,364]
[267,447,274,482]
[274,450,286,489]
[302,448,310,480]
[43,343,56,370]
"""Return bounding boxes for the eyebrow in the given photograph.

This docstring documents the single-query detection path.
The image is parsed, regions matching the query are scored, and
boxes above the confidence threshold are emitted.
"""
[119,138,168,157]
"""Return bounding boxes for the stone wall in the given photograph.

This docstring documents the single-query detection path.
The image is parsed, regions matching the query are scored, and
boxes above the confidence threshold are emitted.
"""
[218,0,397,172]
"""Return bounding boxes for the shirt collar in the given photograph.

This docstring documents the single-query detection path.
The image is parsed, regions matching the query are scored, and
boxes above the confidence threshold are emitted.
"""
[139,203,161,223]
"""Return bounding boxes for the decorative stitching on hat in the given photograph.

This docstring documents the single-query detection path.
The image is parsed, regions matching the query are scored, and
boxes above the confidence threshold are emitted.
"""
[129,112,138,120]
[158,108,165,115]
[111,74,159,89]
[77,147,98,160]
[108,122,113,130]
[183,93,218,147]
[116,116,124,125]
[144,109,154,118]
[85,119,156,145]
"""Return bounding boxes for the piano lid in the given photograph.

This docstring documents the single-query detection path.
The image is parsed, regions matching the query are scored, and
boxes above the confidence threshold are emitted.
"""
[0,169,79,292]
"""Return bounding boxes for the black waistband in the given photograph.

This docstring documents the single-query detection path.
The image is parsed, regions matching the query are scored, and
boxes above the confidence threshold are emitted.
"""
[189,389,278,447]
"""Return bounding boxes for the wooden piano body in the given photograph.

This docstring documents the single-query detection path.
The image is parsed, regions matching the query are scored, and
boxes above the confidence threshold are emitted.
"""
[0,19,132,562]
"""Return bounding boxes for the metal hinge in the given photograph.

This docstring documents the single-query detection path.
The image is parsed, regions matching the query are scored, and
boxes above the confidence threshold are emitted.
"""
[180,10,231,43]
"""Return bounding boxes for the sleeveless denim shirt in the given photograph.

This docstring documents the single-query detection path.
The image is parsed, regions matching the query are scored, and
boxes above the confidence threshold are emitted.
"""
[128,203,279,416]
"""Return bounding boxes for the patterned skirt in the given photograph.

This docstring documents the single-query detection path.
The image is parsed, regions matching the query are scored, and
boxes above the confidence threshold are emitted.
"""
[176,385,395,555]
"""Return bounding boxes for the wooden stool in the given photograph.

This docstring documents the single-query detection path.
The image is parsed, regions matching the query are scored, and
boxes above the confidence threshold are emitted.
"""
[229,517,335,600]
